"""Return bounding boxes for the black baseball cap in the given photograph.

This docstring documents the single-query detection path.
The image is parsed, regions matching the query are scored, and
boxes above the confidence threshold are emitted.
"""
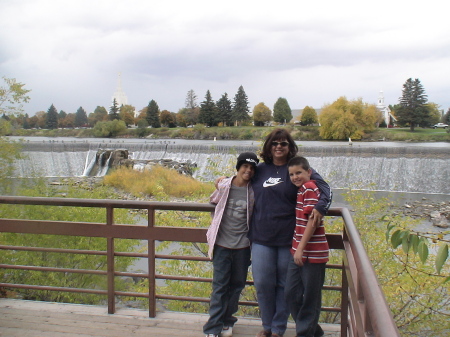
[236,152,259,170]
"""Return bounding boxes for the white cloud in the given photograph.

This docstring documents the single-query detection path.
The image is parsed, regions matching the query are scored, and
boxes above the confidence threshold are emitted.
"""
[1,0,449,115]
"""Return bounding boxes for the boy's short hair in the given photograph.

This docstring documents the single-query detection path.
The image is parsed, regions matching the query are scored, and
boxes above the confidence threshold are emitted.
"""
[288,156,310,170]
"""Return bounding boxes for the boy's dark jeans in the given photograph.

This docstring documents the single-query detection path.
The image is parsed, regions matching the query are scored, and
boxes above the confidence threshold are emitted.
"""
[285,257,326,337]
[203,245,251,335]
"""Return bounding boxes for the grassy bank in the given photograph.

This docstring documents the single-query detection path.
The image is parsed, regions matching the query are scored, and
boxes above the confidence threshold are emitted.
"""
[10,125,450,142]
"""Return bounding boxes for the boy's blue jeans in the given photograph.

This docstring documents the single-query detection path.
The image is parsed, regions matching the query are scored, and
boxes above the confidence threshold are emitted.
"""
[203,245,251,335]
[251,243,292,336]
[285,257,326,337]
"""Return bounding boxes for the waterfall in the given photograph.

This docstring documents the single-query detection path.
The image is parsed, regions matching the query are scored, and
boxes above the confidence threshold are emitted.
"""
[13,141,450,194]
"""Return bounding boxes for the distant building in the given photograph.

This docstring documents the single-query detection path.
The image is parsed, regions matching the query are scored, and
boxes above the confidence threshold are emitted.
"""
[112,72,128,107]
[376,90,397,127]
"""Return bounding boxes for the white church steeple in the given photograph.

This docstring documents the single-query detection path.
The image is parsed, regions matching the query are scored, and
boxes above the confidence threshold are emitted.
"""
[376,90,397,127]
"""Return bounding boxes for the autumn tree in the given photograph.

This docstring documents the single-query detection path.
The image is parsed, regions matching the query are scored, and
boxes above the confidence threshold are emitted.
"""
[396,78,430,131]
[119,105,136,127]
[88,106,108,126]
[146,99,161,128]
[74,107,88,127]
[160,110,177,128]
[252,102,272,126]
[216,93,233,127]
[60,113,76,128]
[0,76,31,117]
[273,97,292,124]
[300,106,318,125]
[109,98,120,121]
[198,90,217,126]
[319,97,380,140]
[231,85,250,126]
[46,104,59,129]
[177,107,199,127]
[426,102,442,126]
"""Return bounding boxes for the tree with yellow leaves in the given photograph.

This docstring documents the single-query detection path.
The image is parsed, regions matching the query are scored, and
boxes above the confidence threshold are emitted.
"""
[319,97,381,140]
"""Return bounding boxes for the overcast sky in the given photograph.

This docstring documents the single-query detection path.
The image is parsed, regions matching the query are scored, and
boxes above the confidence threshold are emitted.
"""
[1,0,449,116]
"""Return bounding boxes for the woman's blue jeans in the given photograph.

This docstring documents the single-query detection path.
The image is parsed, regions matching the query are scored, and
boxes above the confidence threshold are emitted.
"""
[203,245,251,335]
[251,243,292,336]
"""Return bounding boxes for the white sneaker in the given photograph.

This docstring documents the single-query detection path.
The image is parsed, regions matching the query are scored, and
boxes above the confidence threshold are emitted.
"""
[221,326,233,337]
[205,334,219,337]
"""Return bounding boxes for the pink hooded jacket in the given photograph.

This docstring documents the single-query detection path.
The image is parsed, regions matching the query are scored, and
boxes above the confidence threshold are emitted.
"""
[206,176,255,259]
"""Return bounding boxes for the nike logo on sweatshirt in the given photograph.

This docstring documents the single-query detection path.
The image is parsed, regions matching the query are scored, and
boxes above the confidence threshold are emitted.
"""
[263,177,283,187]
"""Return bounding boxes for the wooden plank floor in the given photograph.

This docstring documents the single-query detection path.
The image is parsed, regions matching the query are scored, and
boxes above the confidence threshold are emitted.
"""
[0,299,340,337]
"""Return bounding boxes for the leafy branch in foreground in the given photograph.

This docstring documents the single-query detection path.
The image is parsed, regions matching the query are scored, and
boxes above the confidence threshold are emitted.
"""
[343,189,449,336]
[386,219,449,278]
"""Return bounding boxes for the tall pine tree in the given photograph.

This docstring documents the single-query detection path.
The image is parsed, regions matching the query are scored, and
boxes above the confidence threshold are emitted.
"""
[109,98,120,120]
[396,78,430,131]
[231,85,250,126]
[198,90,217,126]
[273,97,292,124]
[146,99,161,128]
[74,107,88,127]
[46,104,58,129]
[216,93,232,127]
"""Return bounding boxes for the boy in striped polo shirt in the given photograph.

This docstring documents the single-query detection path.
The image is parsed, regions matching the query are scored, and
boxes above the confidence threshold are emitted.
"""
[285,156,329,337]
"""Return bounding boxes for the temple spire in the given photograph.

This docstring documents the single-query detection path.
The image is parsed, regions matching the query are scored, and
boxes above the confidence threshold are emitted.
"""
[112,72,128,107]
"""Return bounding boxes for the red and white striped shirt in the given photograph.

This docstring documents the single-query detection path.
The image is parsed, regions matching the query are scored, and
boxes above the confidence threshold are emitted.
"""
[290,180,329,263]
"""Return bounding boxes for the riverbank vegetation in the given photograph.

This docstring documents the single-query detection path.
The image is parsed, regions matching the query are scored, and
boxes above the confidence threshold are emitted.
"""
[0,177,141,304]
[103,165,214,201]
[6,124,450,142]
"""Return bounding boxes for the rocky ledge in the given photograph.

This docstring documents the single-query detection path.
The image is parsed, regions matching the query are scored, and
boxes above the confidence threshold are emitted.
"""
[394,199,450,228]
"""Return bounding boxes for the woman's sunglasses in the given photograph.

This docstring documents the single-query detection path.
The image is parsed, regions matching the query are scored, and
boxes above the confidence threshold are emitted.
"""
[271,141,289,147]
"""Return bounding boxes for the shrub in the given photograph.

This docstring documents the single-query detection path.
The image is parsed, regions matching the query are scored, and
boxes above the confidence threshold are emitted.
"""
[103,166,214,200]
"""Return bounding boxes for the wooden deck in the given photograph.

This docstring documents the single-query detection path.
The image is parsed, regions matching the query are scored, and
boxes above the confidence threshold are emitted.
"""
[0,299,340,337]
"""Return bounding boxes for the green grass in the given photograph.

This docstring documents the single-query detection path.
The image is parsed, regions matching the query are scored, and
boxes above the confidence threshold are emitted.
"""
[371,127,450,142]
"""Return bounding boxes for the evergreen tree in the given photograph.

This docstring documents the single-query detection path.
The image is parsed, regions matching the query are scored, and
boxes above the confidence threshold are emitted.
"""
[146,99,161,128]
[59,110,67,120]
[198,90,217,126]
[109,98,120,121]
[46,104,58,129]
[22,113,30,129]
[216,93,233,126]
[442,108,450,125]
[74,107,88,127]
[273,97,293,124]
[231,85,250,126]
[396,78,430,131]
[185,89,198,110]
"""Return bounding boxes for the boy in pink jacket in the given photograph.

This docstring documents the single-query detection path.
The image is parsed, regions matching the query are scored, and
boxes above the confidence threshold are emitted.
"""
[203,152,259,337]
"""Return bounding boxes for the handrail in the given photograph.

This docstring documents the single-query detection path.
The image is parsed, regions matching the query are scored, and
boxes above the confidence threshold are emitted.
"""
[0,196,400,336]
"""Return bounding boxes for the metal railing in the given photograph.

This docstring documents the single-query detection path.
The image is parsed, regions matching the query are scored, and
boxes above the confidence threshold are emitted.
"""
[0,196,399,337]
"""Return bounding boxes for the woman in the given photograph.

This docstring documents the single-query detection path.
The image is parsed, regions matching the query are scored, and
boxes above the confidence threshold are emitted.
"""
[249,128,331,337]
